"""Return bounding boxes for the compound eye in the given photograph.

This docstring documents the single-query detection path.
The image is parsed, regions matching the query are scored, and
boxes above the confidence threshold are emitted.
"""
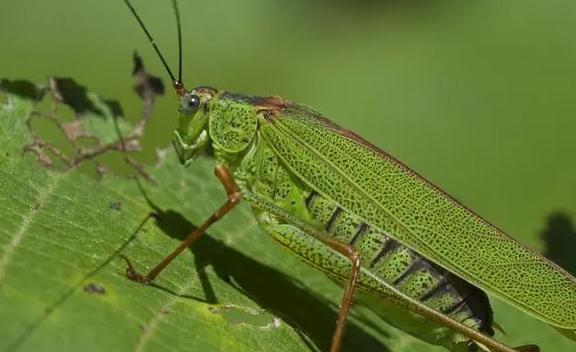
[187,94,200,112]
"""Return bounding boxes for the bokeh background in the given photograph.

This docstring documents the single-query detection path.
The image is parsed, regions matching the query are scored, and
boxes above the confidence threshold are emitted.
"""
[1,0,576,350]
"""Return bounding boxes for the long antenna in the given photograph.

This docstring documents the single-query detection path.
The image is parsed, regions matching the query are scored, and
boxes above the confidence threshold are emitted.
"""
[123,0,185,95]
[171,0,183,84]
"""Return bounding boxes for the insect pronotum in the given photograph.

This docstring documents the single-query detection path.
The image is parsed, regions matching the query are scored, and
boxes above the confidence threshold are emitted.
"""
[120,1,576,351]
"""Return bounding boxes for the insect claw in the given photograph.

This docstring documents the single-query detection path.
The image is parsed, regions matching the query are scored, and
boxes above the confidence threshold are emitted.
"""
[119,254,151,285]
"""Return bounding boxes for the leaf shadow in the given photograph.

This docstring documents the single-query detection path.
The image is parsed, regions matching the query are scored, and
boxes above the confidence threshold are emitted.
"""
[541,212,576,277]
[0,79,44,101]
[48,78,103,116]
[141,195,389,351]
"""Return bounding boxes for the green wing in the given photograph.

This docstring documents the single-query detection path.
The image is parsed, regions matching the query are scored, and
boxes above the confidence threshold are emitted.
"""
[258,104,576,329]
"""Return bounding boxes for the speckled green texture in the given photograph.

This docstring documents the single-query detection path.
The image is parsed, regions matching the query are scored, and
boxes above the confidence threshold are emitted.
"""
[238,133,492,350]
[255,104,576,329]
[209,98,258,154]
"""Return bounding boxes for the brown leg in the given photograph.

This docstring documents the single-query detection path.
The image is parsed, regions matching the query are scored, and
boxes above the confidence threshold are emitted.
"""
[121,165,242,284]
[320,238,361,352]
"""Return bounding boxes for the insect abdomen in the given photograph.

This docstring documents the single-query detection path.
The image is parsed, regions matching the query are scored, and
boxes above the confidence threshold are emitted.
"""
[304,190,494,335]
[241,136,493,349]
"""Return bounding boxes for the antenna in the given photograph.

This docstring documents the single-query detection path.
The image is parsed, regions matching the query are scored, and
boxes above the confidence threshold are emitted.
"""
[123,0,185,95]
[171,0,183,84]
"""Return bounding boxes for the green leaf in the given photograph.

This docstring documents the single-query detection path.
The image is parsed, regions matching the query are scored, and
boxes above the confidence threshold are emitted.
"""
[0,81,381,352]
[0,80,574,352]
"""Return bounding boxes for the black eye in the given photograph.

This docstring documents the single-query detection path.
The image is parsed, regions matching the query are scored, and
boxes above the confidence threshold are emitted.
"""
[187,94,200,111]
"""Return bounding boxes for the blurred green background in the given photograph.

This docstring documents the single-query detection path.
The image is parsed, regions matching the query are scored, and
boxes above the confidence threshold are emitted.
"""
[1,0,576,350]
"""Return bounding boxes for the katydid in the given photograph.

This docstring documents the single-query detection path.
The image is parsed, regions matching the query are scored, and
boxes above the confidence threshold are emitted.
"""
[120,1,576,351]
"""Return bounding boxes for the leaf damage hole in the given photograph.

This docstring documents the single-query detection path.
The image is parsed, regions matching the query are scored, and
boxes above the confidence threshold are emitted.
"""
[209,304,282,329]
[13,53,164,179]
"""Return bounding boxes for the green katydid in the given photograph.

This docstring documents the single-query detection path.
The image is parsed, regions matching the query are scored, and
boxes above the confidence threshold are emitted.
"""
[120,1,576,351]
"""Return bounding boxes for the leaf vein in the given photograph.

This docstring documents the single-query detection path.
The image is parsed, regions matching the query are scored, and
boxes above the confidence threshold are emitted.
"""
[0,173,64,284]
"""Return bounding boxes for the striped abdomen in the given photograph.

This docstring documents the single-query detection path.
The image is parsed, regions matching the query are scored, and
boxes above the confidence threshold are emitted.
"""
[304,190,494,336]
[244,136,494,343]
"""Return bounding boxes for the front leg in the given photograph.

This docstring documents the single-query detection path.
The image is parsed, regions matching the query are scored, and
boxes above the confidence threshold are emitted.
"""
[121,165,242,284]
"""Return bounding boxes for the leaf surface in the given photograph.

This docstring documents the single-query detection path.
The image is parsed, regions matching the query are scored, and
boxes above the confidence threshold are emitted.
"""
[0,81,574,352]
